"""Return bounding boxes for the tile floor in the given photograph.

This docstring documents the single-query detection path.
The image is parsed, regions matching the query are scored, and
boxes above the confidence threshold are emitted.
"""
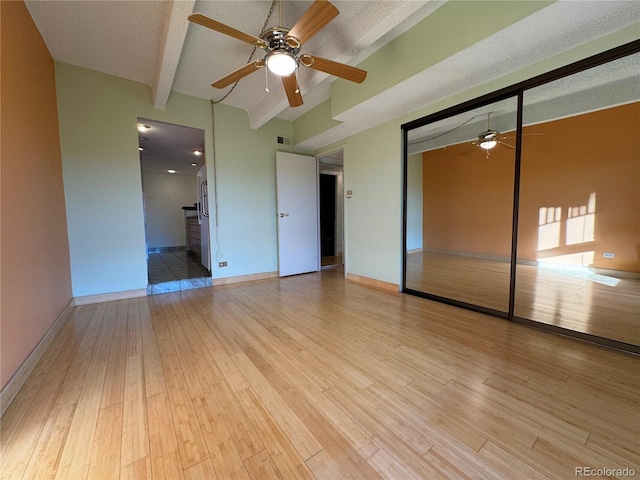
[147,251,211,295]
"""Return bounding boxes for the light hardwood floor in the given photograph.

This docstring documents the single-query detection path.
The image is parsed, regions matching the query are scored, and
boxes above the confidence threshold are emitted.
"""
[1,267,638,479]
[406,252,640,347]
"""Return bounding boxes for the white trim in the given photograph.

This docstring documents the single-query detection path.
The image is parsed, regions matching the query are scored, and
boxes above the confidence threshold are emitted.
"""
[0,300,74,416]
[213,271,278,286]
[72,288,147,306]
[346,273,400,292]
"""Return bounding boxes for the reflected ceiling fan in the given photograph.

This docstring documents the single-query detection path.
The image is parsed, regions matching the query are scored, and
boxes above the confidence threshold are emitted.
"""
[188,0,367,107]
[461,112,543,158]
[461,112,514,158]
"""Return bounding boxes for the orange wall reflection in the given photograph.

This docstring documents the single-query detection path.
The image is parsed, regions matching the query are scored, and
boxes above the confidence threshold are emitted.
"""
[422,102,639,273]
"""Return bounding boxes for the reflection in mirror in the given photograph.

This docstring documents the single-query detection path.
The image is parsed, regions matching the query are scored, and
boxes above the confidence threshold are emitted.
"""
[515,52,640,346]
[405,97,517,313]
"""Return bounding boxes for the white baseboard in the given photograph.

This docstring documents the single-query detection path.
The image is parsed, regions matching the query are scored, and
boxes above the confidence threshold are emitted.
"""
[0,300,74,416]
[346,273,399,292]
[72,288,147,306]
[213,271,278,286]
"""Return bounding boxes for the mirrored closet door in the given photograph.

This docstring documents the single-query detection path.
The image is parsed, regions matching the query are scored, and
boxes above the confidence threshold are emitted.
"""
[405,97,517,315]
[514,52,640,347]
[403,44,639,352]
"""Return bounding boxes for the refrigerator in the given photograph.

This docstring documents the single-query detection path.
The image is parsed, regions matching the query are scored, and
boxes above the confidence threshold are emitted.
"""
[197,164,211,270]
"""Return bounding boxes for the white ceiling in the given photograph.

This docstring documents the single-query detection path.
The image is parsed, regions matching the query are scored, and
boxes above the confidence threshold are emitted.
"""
[25,0,640,153]
[407,52,640,155]
[138,118,205,176]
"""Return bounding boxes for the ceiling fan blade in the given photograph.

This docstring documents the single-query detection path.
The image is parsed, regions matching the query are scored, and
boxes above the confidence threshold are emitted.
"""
[498,141,515,149]
[502,133,545,139]
[211,60,264,89]
[460,143,477,156]
[300,55,367,83]
[282,75,303,107]
[287,0,339,45]
[189,13,266,48]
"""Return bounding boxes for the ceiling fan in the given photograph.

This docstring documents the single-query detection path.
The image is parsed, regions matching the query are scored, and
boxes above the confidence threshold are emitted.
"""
[188,0,367,107]
[461,112,514,158]
[461,112,545,158]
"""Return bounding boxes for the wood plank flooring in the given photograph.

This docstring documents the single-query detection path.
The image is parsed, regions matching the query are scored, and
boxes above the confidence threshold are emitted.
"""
[406,252,640,346]
[1,267,638,479]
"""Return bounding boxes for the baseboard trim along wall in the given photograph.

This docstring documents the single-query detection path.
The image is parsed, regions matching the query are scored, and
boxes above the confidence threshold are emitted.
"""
[213,271,279,286]
[346,273,399,292]
[72,288,148,306]
[0,300,75,416]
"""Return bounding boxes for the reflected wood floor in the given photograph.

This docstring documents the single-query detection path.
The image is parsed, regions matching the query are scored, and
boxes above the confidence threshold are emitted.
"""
[321,254,343,267]
[2,268,639,479]
[407,252,640,346]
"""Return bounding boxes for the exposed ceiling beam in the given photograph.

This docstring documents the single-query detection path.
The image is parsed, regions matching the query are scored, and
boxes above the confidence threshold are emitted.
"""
[152,0,195,109]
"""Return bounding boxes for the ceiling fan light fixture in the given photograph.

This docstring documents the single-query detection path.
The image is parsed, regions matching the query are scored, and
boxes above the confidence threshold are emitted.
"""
[265,51,298,77]
[479,139,497,150]
[478,130,498,150]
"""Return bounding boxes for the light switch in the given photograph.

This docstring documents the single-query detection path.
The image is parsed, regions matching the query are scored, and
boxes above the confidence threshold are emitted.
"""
[346,190,353,198]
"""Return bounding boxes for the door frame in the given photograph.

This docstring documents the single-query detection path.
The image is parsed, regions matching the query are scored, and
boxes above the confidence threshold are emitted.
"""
[318,150,345,269]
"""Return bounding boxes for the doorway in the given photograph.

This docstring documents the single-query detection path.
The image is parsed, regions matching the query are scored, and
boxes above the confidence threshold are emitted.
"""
[137,118,211,294]
[318,151,344,268]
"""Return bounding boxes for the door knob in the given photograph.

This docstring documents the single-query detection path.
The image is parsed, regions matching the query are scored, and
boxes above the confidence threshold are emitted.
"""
[279,213,290,218]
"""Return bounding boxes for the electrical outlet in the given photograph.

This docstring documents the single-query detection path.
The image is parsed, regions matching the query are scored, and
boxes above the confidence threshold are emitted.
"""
[218,261,228,267]
[603,252,615,259]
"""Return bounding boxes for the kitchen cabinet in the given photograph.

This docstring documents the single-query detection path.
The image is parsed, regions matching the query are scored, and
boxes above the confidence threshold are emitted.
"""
[186,217,201,256]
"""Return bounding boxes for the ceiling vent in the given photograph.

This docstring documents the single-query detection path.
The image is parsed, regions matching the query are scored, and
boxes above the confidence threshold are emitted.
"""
[276,135,292,146]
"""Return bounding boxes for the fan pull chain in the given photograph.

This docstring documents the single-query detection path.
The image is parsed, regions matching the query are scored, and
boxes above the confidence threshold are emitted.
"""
[210,100,222,262]
[211,0,277,105]
[207,1,277,260]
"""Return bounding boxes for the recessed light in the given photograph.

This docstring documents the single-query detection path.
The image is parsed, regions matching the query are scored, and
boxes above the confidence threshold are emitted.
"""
[191,162,197,167]
[137,123,151,132]
[193,150,202,156]
[138,147,144,151]
[167,169,176,174]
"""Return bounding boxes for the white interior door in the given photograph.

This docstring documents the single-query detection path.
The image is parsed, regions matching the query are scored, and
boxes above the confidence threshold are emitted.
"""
[276,152,319,276]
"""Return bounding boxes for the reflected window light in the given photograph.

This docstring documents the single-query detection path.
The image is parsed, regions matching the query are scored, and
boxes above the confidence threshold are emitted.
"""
[567,192,596,245]
[588,192,596,213]
[538,251,620,287]
[537,206,562,250]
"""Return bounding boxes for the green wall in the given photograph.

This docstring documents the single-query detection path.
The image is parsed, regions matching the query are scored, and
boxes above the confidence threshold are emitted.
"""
[55,15,639,296]
[339,123,403,284]
[210,103,307,277]
[56,63,303,297]
[312,26,639,287]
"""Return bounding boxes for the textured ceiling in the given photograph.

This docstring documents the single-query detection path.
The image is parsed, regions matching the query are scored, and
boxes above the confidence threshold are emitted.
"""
[171,0,442,127]
[25,1,171,86]
[25,0,640,154]
[407,52,640,155]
